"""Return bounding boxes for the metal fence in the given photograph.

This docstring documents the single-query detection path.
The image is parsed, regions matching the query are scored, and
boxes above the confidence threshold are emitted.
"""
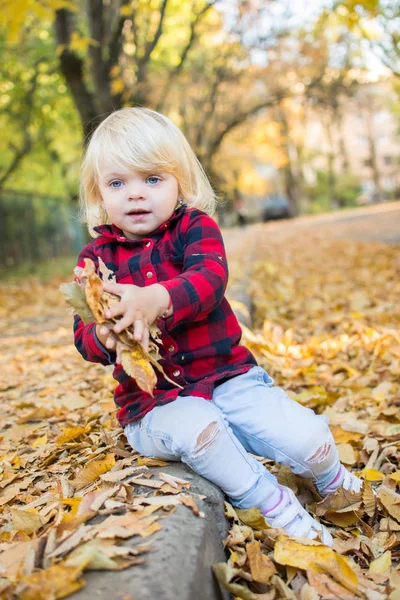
[0,189,86,270]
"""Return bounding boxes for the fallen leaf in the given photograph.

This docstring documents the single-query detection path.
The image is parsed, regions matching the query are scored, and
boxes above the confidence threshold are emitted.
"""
[10,508,44,535]
[246,541,276,583]
[71,454,115,490]
[274,535,360,595]
[236,507,270,530]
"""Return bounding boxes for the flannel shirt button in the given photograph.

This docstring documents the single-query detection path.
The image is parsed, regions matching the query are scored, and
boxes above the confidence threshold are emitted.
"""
[146,271,153,279]
[145,241,151,247]
[173,369,180,377]
[117,236,126,241]
[168,345,175,352]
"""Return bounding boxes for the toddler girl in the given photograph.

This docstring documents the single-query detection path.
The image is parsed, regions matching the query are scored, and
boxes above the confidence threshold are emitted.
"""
[74,107,361,547]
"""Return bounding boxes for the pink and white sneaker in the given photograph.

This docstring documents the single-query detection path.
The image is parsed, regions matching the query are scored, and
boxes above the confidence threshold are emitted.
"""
[320,465,362,497]
[261,485,333,547]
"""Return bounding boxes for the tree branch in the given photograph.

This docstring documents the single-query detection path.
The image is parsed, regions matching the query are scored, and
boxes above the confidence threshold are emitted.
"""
[207,91,289,163]
[87,0,116,113]
[107,0,131,72]
[54,9,99,140]
[156,0,217,111]
[0,66,40,189]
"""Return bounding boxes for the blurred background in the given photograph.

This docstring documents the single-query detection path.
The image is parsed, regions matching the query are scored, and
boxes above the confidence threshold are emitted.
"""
[1,0,399,273]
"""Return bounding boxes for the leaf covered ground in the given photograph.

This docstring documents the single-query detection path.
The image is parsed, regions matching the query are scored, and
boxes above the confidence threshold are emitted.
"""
[1,211,400,599]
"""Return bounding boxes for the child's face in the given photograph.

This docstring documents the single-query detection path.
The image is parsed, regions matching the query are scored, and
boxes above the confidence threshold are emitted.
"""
[99,167,180,240]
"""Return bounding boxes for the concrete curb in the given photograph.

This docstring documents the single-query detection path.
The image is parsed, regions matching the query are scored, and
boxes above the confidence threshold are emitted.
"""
[70,463,229,600]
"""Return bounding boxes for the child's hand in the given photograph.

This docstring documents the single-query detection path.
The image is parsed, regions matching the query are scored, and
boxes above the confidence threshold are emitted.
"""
[96,323,123,362]
[102,283,171,346]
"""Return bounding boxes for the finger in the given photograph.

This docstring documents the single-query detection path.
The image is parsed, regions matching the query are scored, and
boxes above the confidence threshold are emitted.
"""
[113,313,135,334]
[100,325,112,336]
[105,336,116,350]
[133,319,145,342]
[103,283,125,295]
[141,327,150,352]
[116,343,122,365]
[105,302,126,320]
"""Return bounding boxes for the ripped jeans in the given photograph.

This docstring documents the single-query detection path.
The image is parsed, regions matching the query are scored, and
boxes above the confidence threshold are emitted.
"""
[124,366,340,509]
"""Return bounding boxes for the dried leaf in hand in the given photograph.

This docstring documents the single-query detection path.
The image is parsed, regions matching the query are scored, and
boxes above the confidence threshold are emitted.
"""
[82,259,106,322]
[71,454,116,490]
[98,257,116,284]
[59,282,94,323]
[121,346,157,396]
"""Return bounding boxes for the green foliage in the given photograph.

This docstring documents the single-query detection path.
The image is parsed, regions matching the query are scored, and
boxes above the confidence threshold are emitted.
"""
[305,170,362,214]
[0,24,82,195]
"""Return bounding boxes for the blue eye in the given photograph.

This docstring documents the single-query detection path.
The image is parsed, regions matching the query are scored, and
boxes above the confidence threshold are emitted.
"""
[146,176,161,184]
[110,180,123,188]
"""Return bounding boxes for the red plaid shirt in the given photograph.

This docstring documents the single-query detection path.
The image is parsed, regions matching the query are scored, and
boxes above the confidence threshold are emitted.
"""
[73,205,256,426]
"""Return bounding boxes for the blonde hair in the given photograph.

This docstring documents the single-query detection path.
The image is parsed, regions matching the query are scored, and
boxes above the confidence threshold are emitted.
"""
[80,107,217,236]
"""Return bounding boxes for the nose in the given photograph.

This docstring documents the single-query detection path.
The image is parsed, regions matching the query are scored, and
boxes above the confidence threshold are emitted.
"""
[127,179,146,200]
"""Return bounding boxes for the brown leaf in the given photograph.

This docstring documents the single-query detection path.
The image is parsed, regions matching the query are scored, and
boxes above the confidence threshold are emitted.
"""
[363,480,377,518]
[378,488,400,523]
[10,508,44,535]
[246,541,276,583]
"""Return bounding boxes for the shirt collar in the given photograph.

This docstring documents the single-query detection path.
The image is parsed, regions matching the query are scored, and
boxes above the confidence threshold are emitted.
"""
[94,204,187,241]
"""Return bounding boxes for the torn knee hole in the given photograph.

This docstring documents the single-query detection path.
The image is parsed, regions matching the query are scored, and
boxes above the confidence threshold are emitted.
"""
[194,422,219,454]
[307,441,332,464]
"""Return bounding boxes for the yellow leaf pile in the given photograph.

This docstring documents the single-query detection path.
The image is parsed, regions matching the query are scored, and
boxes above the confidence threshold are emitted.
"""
[215,220,400,599]
[0,272,202,598]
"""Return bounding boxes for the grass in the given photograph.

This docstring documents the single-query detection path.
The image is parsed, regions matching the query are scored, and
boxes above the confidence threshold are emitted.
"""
[0,255,76,283]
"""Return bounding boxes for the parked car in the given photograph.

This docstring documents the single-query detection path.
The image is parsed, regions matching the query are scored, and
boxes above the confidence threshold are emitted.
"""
[261,195,291,221]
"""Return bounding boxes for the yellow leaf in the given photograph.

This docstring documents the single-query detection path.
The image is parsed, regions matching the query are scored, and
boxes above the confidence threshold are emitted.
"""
[120,4,131,16]
[61,497,83,515]
[10,508,44,535]
[360,468,385,481]
[121,347,157,396]
[71,454,115,490]
[56,426,91,445]
[31,434,48,447]
[236,507,270,530]
[19,562,85,600]
[111,77,125,96]
[136,457,169,467]
[274,535,359,594]
[330,425,362,444]
[368,550,392,575]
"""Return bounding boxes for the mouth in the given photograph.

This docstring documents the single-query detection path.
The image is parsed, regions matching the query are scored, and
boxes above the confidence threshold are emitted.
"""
[126,209,150,216]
